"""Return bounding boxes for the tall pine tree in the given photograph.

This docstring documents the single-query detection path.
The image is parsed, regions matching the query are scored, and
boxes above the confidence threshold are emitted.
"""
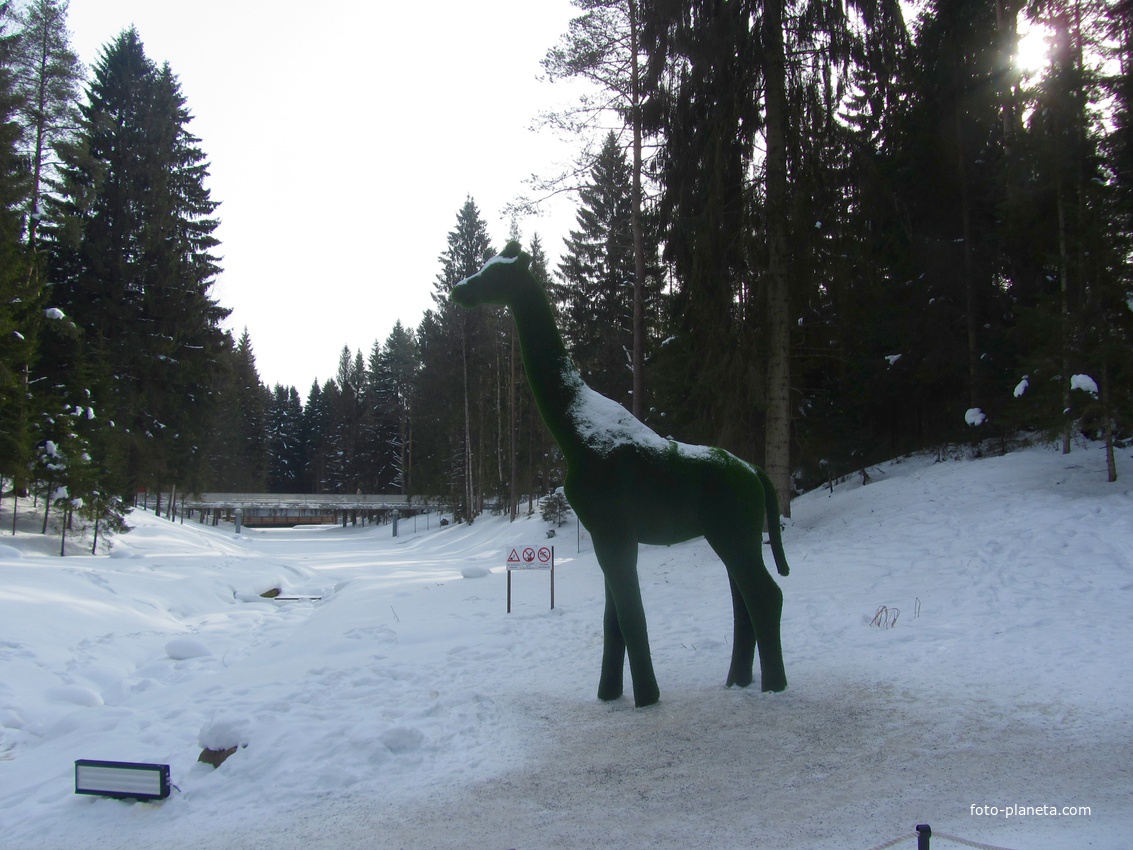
[44,27,228,499]
[370,321,418,494]
[558,130,660,410]
[266,383,305,492]
[0,1,33,493]
[541,0,653,417]
[13,0,81,253]
[419,197,495,520]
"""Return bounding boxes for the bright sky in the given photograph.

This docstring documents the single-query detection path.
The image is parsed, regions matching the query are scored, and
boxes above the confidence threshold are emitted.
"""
[65,0,586,394]
[1015,17,1053,77]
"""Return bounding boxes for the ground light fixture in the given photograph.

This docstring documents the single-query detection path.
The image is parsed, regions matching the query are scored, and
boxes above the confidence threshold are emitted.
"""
[74,759,171,801]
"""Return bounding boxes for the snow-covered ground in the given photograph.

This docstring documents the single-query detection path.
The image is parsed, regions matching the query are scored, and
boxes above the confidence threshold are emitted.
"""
[1,440,1130,850]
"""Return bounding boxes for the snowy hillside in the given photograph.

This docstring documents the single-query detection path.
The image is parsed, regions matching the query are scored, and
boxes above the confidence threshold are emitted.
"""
[0,441,1130,850]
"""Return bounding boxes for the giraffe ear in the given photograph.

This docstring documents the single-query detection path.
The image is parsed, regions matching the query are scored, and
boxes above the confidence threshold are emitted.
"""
[501,240,530,270]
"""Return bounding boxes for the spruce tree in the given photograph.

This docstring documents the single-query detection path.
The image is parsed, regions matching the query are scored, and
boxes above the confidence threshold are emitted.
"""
[371,321,418,494]
[12,0,82,253]
[300,380,330,493]
[266,384,305,492]
[44,27,228,499]
[0,1,33,492]
[360,338,390,491]
[304,379,339,493]
[523,235,564,510]
[411,309,453,500]
[541,0,653,416]
[427,197,495,520]
[198,330,267,492]
[641,0,909,509]
[1010,1,1131,471]
[640,0,763,456]
[321,346,366,494]
[3,0,82,506]
[231,330,268,491]
[900,0,1013,428]
[558,131,659,409]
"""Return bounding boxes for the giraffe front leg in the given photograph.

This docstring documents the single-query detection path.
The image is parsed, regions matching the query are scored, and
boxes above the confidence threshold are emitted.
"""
[598,580,625,701]
[594,536,659,707]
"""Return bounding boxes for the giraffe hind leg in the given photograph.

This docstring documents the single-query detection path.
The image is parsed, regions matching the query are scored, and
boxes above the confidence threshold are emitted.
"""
[710,533,787,693]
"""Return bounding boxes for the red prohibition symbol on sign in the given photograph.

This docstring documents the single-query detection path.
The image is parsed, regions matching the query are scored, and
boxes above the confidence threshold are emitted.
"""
[537,547,552,563]
[522,547,536,563]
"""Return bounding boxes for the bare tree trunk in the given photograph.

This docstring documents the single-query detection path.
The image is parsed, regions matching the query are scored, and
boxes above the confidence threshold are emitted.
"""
[629,0,647,422]
[1057,173,1072,454]
[527,402,535,516]
[994,0,1022,148]
[762,0,792,518]
[41,479,52,534]
[60,504,69,556]
[1102,358,1117,482]
[956,103,980,410]
[509,327,519,520]
[462,320,475,521]
[25,10,52,252]
[405,420,413,496]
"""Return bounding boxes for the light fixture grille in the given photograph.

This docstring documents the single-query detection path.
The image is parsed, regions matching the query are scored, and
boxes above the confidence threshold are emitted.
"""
[75,760,170,800]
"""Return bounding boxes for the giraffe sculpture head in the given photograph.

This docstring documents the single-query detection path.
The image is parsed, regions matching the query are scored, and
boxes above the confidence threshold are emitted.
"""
[450,241,530,308]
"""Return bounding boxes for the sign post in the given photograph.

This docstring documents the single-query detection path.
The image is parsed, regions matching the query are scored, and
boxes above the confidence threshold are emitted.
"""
[506,545,555,613]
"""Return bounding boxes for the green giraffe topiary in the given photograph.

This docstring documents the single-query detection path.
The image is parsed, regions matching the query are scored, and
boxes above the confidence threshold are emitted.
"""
[452,241,790,707]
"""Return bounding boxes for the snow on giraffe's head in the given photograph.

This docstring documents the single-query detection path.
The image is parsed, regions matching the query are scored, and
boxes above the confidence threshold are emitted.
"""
[451,241,532,307]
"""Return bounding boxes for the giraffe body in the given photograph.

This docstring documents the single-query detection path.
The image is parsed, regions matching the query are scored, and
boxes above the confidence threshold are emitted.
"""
[453,242,789,707]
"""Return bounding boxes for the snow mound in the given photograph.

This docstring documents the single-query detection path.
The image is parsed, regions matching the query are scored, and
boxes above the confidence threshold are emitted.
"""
[1071,373,1099,396]
[166,637,212,660]
[380,726,425,754]
[199,716,253,751]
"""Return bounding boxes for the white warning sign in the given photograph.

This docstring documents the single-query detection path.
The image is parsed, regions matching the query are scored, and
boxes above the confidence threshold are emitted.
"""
[506,544,553,571]
[506,544,555,613]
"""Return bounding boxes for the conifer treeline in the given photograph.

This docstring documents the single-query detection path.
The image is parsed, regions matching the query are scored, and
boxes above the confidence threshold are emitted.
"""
[2,0,1132,540]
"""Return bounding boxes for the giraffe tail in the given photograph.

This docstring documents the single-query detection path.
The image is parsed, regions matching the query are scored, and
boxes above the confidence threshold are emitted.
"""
[757,468,790,576]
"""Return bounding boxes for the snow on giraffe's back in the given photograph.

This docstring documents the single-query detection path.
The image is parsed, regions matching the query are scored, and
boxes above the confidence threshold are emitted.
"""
[569,378,723,464]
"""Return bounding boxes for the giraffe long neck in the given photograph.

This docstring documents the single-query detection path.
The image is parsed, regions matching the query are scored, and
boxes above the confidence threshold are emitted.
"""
[507,281,587,460]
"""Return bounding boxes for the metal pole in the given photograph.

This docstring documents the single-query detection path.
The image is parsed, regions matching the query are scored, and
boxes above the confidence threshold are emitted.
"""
[916,824,931,850]
[550,546,555,610]
[507,569,512,614]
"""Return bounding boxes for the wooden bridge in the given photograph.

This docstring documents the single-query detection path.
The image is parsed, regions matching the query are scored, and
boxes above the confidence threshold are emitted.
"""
[180,493,443,528]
